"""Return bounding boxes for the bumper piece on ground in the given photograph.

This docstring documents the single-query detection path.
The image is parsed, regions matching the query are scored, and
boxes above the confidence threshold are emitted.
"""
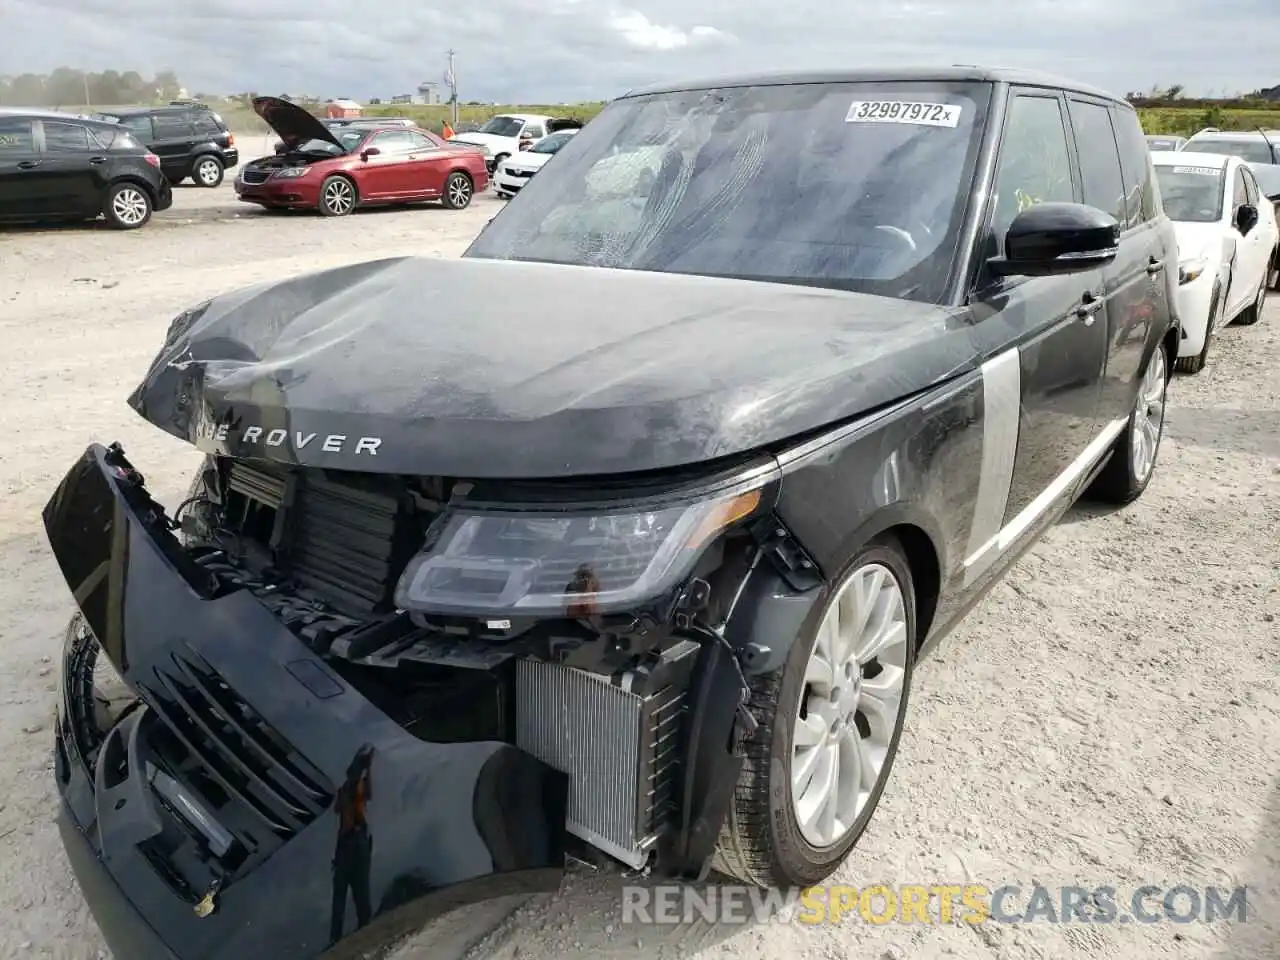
[44,443,569,960]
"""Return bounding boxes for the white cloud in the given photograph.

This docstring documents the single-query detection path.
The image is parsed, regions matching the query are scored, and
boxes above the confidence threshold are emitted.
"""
[0,0,1275,103]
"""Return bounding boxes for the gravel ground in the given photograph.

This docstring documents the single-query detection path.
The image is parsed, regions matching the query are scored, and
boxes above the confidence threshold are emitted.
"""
[1,153,1277,960]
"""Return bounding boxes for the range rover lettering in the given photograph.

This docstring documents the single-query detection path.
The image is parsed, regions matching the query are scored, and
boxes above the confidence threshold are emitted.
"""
[43,67,1179,959]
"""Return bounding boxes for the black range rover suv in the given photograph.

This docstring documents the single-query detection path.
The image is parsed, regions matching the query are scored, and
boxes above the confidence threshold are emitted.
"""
[0,109,173,229]
[92,104,239,187]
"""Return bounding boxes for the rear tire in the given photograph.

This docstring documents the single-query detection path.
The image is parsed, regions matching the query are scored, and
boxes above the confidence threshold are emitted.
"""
[713,537,916,888]
[103,182,153,230]
[1088,342,1169,505]
[193,155,224,188]
[318,175,357,216]
[1267,246,1279,291]
[442,172,474,209]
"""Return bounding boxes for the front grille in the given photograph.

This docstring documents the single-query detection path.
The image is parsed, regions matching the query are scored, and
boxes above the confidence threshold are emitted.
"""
[224,461,410,615]
[239,168,271,185]
[142,649,333,842]
[290,473,401,613]
[515,659,685,869]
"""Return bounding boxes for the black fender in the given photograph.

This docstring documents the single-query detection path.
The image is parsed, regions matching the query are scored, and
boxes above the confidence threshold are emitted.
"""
[662,632,748,880]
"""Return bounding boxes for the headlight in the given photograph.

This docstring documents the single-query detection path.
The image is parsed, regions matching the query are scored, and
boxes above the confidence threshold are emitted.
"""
[274,166,310,179]
[394,469,778,617]
[1179,257,1208,285]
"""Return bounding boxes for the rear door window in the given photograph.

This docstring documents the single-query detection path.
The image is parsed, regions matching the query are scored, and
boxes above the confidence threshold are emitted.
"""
[152,115,195,139]
[42,121,93,153]
[119,115,154,139]
[1067,99,1126,224]
[0,117,36,152]
[1113,108,1159,228]
[193,115,225,137]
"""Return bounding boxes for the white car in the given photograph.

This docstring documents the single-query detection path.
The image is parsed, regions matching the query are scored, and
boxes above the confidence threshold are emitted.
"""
[494,129,579,198]
[1151,150,1279,373]
[448,113,582,174]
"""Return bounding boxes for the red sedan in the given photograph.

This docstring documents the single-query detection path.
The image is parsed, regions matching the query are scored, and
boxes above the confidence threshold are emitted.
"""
[235,96,489,216]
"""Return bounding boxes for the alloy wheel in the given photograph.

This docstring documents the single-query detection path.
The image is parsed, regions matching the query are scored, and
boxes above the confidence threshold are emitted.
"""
[448,176,472,208]
[791,562,909,848]
[1131,347,1167,484]
[323,179,354,215]
[196,159,221,186]
[111,188,149,226]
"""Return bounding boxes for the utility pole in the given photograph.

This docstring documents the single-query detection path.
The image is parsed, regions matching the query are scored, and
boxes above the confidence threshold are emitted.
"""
[83,73,91,109]
[446,49,459,127]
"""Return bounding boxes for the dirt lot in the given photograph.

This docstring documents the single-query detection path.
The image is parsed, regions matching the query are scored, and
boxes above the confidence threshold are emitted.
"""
[1,155,1277,960]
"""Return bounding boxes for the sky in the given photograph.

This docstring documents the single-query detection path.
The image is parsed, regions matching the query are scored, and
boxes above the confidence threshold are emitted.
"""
[1,0,1278,104]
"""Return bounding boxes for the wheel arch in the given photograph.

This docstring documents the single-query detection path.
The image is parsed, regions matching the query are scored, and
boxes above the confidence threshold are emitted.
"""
[723,506,946,677]
[105,175,160,206]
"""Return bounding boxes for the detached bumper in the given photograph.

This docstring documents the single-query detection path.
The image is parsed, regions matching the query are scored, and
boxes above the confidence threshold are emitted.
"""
[44,443,568,960]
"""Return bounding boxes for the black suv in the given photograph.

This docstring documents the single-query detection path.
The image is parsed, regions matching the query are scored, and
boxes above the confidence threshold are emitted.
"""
[91,104,239,187]
[0,109,173,229]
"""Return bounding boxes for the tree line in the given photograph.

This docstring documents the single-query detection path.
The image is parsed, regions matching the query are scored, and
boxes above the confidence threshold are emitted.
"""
[0,68,185,108]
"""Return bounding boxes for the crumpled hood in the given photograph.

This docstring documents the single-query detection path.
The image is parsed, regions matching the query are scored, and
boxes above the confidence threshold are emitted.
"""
[127,256,978,478]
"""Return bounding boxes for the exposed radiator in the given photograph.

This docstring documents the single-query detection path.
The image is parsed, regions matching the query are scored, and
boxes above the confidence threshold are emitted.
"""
[514,652,693,870]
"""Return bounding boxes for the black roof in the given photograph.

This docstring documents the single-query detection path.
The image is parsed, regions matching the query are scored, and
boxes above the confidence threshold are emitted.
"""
[622,66,1125,105]
[96,103,215,117]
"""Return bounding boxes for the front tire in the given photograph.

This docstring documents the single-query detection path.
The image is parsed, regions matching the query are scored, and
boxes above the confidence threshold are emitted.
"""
[1174,284,1221,375]
[442,172,474,209]
[1233,272,1267,326]
[103,182,153,229]
[193,155,224,188]
[318,175,357,216]
[714,538,916,888]
[1088,342,1169,505]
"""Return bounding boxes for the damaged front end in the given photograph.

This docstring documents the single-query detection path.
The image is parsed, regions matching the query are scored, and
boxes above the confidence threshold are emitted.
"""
[45,440,784,959]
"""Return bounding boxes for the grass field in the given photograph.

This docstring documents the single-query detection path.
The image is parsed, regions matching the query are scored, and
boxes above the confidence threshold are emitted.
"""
[176,98,1280,139]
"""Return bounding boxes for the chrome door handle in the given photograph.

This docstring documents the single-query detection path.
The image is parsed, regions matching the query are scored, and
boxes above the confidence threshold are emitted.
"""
[1146,258,1164,275]
[1075,291,1103,325]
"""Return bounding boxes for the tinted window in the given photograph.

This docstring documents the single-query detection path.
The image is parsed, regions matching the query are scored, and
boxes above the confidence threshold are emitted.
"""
[42,121,92,152]
[479,116,524,137]
[1232,167,1248,210]
[530,132,575,154]
[1113,108,1158,227]
[466,81,992,304]
[0,118,35,151]
[1187,139,1274,165]
[193,115,224,137]
[1068,100,1126,223]
[152,115,194,138]
[119,115,153,139]
[1242,167,1260,204]
[1153,164,1225,223]
[989,94,1076,253]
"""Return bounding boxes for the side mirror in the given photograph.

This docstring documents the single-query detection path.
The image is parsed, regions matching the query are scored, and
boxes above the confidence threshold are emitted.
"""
[1235,202,1259,236]
[989,202,1120,278]
[518,140,534,151]
[360,147,381,161]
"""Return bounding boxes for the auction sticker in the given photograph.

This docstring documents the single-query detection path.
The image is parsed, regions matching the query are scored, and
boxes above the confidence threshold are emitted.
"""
[1171,165,1221,176]
[846,100,961,127]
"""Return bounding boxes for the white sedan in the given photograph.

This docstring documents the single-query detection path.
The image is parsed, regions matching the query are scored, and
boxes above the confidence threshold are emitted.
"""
[1152,150,1279,373]
[494,130,579,198]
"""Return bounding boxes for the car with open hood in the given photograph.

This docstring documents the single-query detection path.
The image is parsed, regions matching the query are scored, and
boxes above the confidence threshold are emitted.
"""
[43,67,1180,960]
[447,112,584,174]
[1151,150,1278,372]
[235,96,488,215]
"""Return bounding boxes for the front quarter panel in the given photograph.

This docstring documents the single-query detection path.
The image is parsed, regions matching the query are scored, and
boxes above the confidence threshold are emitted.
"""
[767,369,987,653]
